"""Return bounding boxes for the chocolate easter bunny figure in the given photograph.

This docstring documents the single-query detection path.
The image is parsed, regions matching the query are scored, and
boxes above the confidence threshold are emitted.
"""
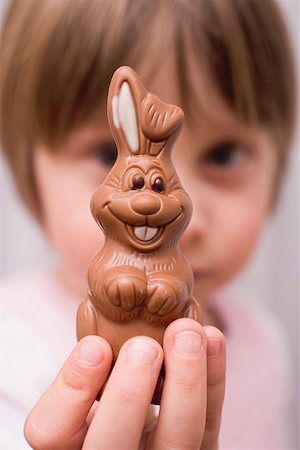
[77,66,201,387]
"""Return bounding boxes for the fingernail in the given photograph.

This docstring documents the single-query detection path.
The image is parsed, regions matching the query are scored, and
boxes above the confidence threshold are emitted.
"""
[77,338,104,366]
[207,338,221,358]
[174,331,203,356]
[125,340,159,365]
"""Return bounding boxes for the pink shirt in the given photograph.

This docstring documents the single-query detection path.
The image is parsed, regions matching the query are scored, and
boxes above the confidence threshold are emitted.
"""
[0,271,292,449]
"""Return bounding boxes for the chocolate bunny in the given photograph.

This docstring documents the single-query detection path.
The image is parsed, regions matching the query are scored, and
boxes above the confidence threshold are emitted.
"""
[77,66,201,371]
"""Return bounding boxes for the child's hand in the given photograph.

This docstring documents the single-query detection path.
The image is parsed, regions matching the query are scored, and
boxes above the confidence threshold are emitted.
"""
[24,319,225,450]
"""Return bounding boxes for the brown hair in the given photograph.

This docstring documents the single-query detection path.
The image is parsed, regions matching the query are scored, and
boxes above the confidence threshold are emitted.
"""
[0,0,296,218]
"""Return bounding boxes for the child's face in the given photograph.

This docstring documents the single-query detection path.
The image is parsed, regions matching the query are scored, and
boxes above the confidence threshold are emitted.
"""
[34,56,277,303]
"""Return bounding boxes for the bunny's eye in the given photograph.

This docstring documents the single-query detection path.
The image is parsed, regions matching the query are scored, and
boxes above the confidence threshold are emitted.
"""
[132,175,145,190]
[152,177,165,193]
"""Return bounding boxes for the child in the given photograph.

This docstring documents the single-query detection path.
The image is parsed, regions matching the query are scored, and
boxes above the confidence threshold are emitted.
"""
[0,0,296,449]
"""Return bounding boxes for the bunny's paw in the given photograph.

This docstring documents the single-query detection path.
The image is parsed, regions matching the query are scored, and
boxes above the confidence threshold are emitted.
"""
[147,279,185,317]
[104,268,147,313]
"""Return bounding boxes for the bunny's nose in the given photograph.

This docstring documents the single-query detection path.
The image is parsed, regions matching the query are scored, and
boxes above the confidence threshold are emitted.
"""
[131,194,161,215]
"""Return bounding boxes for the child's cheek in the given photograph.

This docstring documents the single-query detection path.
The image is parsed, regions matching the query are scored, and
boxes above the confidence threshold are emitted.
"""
[41,194,105,296]
[34,148,106,296]
[57,215,105,290]
[218,203,268,285]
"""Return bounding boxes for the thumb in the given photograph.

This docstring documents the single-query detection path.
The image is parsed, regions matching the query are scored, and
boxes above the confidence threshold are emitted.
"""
[24,336,112,450]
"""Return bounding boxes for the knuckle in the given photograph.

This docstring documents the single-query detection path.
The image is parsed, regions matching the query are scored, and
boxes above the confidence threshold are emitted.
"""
[116,380,144,403]
[175,373,201,389]
[61,360,96,393]
[47,363,100,412]
[207,363,226,388]
[60,364,86,390]
[55,374,94,406]
[158,437,198,450]
[207,361,226,388]
[174,362,203,390]
[205,411,221,431]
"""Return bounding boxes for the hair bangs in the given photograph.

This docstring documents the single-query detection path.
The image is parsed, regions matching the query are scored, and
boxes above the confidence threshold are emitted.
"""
[175,0,296,155]
[28,1,159,148]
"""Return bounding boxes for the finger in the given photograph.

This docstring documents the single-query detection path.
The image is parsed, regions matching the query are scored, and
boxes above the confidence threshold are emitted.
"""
[201,326,226,450]
[139,404,160,449]
[149,318,207,450]
[83,336,163,450]
[24,336,113,450]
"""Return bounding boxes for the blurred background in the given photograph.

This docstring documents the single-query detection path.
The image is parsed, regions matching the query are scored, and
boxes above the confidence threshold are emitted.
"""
[0,0,299,447]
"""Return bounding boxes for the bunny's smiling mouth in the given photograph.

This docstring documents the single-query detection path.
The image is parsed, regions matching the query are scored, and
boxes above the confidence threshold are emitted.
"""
[123,209,183,248]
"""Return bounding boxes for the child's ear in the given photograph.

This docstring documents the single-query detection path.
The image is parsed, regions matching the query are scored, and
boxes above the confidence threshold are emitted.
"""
[107,66,146,156]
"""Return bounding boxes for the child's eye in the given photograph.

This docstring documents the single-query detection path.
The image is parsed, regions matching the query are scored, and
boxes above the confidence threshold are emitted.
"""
[94,143,117,167]
[204,142,246,167]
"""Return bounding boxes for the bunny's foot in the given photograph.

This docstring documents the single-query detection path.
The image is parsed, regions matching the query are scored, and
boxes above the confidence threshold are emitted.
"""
[76,296,98,340]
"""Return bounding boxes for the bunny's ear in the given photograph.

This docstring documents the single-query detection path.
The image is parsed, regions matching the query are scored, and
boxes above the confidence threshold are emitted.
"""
[107,66,146,156]
[107,66,184,158]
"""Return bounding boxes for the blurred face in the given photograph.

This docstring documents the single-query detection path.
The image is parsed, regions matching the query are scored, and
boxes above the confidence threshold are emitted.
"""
[34,56,277,308]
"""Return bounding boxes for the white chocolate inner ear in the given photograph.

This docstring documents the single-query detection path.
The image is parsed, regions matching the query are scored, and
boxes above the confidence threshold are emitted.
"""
[117,82,139,153]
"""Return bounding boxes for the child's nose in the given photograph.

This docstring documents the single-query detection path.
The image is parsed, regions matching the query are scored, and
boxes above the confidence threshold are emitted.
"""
[130,193,161,215]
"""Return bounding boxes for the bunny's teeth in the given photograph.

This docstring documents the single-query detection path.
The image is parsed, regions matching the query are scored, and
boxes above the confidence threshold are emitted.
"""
[134,226,158,241]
